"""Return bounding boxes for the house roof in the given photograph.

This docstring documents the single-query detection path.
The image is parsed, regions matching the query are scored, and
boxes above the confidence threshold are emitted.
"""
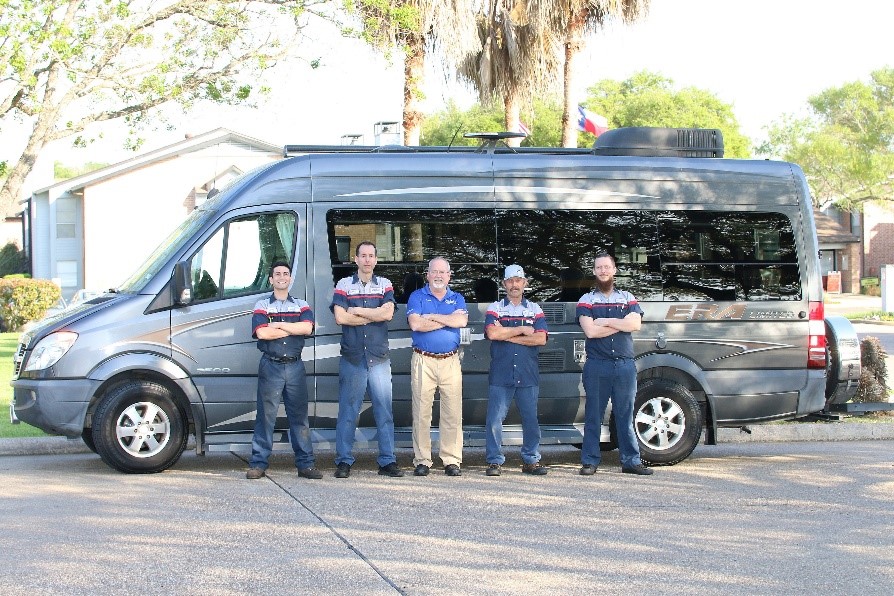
[814,211,860,244]
[28,128,280,200]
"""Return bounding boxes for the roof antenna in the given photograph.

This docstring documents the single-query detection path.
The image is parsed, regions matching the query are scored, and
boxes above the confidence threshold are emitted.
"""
[463,132,526,154]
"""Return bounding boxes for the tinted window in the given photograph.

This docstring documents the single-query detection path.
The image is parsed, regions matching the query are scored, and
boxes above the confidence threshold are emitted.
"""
[327,209,498,303]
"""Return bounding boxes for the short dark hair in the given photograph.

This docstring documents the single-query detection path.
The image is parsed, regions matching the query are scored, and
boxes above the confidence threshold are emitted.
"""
[269,260,291,277]
[356,241,377,256]
[594,252,615,265]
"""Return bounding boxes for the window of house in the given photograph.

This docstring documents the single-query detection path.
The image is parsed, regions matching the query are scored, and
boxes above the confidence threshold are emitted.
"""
[56,198,76,239]
[189,212,296,302]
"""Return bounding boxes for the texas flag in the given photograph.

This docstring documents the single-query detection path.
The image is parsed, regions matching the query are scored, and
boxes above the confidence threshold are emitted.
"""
[577,106,609,136]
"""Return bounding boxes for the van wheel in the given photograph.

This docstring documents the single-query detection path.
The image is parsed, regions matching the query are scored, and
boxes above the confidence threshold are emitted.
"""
[81,428,97,453]
[92,381,188,474]
[634,379,703,466]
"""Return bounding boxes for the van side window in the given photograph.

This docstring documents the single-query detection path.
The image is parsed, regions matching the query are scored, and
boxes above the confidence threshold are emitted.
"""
[327,209,498,303]
[658,211,800,301]
[497,209,661,303]
[190,212,296,302]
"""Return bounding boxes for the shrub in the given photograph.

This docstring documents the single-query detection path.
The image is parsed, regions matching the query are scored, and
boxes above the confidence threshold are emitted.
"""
[0,278,61,331]
[0,242,28,276]
[853,336,891,416]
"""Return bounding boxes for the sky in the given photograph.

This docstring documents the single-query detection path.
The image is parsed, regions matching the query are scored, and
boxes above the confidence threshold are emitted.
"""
[15,0,894,171]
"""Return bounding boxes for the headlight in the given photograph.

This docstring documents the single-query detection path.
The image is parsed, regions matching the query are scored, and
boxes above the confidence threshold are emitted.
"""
[24,332,78,372]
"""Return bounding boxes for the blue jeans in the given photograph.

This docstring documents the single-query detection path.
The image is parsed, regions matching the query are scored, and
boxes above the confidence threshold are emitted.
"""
[335,358,397,467]
[581,358,642,468]
[249,356,314,470]
[485,385,542,465]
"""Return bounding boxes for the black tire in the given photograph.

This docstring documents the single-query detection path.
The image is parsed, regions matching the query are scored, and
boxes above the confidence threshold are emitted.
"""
[92,381,188,474]
[81,427,98,453]
[634,379,703,466]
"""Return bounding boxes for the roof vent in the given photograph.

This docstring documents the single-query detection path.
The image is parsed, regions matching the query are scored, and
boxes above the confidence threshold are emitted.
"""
[593,127,724,158]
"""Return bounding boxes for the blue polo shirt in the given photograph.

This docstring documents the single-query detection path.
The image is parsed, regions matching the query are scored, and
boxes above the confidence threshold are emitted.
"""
[576,288,643,360]
[406,285,467,354]
[485,298,548,387]
[330,273,395,366]
[252,294,314,358]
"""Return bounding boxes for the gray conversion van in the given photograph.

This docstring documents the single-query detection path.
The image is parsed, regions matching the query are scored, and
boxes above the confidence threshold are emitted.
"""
[11,128,861,473]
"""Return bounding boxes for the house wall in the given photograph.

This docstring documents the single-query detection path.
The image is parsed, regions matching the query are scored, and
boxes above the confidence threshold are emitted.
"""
[81,144,277,292]
[862,202,894,279]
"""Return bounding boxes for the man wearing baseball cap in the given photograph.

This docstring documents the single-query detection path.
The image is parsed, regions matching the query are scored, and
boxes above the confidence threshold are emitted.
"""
[483,264,549,476]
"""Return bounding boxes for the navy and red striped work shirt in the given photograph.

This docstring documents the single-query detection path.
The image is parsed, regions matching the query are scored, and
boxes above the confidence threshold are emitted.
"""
[484,298,548,387]
[576,288,643,360]
[331,274,395,365]
[251,294,314,358]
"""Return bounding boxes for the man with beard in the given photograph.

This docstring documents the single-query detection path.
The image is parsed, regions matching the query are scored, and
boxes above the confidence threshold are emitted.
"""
[576,253,653,476]
[406,256,468,477]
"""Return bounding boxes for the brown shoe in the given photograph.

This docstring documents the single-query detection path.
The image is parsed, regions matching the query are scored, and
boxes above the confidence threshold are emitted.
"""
[246,467,266,480]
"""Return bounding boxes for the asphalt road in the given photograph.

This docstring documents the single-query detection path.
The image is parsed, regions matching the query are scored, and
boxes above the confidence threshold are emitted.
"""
[2,443,893,595]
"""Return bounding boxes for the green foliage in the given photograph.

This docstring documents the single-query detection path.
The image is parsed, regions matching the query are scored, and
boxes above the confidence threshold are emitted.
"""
[54,161,109,181]
[0,332,46,438]
[0,242,27,277]
[421,98,574,148]
[1,0,335,215]
[759,67,894,209]
[582,71,751,157]
[0,278,61,331]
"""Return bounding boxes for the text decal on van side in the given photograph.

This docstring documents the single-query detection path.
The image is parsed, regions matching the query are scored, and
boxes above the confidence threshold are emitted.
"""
[665,303,747,321]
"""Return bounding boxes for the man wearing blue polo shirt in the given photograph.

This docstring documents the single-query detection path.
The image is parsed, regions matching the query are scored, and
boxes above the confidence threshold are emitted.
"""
[406,257,468,477]
[331,241,404,479]
[577,253,653,476]
[484,264,549,477]
[246,260,321,480]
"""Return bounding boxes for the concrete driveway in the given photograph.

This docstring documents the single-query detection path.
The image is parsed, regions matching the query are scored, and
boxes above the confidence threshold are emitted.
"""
[1,443,892,595]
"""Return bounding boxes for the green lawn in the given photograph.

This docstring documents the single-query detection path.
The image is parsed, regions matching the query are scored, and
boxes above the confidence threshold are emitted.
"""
[0,332,48,438]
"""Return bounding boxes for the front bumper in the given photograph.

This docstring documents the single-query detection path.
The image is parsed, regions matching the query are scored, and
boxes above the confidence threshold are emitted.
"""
[12,378,99,437]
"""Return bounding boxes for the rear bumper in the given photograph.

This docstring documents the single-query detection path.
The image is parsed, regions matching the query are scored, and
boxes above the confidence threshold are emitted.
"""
[12,379,98,437]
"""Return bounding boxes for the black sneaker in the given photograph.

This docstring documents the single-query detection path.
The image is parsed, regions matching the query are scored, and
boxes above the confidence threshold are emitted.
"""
[579,464,597,476]
[486,464,502,477]
[444,464,461,477]
[334,462,351,478]
[413,464,430,476]
[378,462,405,477]
[297,467,323,480]
[621,464,654,476]
[522,462,548,475]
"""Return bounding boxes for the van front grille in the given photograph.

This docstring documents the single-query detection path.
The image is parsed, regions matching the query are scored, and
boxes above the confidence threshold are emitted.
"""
[12,342,26,378]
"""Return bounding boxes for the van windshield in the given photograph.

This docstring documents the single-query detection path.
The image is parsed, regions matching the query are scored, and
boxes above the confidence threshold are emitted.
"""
[116,208,215,293]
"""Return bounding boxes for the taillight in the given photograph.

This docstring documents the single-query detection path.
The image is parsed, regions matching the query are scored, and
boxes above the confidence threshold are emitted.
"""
[807,300,826,369]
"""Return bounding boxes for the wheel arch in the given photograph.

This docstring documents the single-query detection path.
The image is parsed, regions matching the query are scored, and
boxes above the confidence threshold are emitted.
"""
[83,353,203,439]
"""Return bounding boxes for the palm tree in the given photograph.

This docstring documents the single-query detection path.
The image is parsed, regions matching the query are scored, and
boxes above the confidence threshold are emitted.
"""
[458,0,561,147]
[348,0,479,145]
[557,1,650,147]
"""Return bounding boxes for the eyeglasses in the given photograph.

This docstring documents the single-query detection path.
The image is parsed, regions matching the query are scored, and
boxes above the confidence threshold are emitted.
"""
[428,270,450,275]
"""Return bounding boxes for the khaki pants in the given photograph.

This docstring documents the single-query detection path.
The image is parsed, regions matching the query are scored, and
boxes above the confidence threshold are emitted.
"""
[411,351,463,467]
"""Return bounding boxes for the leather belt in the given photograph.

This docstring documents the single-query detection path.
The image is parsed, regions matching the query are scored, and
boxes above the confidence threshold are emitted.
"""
[413,348,458,359]
[266,355,298,363]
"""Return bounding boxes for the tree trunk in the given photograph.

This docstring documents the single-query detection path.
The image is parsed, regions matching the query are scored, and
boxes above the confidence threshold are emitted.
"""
[561,11,586,148]
[403,33,426,146]
[504,92,521,147]
[0,61,65,217]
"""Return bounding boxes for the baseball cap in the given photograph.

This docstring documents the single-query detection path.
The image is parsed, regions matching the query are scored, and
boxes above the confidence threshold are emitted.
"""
[504,264,526,280]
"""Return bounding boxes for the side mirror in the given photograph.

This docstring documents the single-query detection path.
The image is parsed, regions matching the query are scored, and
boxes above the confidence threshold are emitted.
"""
[172,261,192,306]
